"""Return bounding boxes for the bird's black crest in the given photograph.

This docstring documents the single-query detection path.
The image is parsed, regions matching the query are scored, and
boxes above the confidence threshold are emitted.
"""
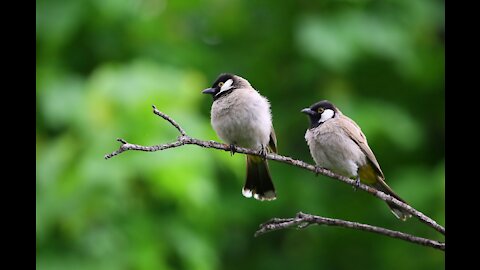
[210,73,235,88]
[309,100,337,113]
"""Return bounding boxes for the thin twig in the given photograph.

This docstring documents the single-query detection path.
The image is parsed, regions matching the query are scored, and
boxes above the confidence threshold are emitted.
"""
[255,212,445,251]
[152,105,186,136]
[104,106,445,247]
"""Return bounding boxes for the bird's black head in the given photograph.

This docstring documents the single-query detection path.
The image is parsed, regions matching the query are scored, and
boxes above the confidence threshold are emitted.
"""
[301,100,338,129]
[202,73,250,101]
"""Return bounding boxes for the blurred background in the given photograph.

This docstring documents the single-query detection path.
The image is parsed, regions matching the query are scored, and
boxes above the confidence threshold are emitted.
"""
[36,0,444,269]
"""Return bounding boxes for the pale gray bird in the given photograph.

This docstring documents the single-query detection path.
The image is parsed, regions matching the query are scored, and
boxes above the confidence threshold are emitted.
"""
[202,73,277,201]
[301,100,411,220]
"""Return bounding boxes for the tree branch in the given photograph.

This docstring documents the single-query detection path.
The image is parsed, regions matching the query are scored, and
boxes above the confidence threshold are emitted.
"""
[255,212,445,251]
[104,106,445,250]
[152,105,186,136]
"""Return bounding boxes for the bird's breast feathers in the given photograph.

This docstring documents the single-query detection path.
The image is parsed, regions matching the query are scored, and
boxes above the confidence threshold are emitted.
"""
[305,120,366,177]
[211,89,272,148]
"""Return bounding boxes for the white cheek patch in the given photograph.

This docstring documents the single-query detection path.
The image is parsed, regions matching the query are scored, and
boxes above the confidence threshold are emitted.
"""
[319,109,335,123]
[219,79,233,93]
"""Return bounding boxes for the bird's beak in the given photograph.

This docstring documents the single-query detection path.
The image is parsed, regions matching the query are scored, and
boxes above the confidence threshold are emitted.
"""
[301,108,315,115]
[202,88,216,95]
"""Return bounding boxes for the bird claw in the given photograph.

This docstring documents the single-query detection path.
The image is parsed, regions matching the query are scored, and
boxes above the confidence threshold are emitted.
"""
[353,177,361,191]
[314,166,322,176]
[229,144,237,156]
[259,146,267,160]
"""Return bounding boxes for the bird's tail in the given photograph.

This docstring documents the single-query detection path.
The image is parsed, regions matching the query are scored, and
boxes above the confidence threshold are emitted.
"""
[242,155,276,201]
[374,179,412,221]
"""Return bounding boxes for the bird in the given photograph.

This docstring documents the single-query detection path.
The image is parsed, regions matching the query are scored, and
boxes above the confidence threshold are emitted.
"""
[202,73,277,201]
[301,100,411,220]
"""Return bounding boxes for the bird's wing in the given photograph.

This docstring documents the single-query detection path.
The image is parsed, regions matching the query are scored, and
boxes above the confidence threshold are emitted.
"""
[268,125,278,153]
[337,115,385,179]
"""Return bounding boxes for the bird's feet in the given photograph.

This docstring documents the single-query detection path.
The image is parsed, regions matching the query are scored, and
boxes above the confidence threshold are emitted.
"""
[314,166,322,176]
[353,176,361,191]
[259,146,268,160]
[229,144,237,156]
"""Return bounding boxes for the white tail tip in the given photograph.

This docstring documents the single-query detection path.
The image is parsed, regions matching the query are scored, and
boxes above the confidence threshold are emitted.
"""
[242,188,253,198]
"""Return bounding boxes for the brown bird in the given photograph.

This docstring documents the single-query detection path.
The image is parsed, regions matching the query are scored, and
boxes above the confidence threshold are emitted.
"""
[301,100,411,220]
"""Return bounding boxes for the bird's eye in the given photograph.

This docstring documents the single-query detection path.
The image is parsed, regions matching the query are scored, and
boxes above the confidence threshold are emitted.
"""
[218,82,224,87]
[317,108,324,113]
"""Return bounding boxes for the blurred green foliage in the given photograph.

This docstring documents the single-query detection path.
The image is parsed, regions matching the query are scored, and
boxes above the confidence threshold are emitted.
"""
[37,0,444,269]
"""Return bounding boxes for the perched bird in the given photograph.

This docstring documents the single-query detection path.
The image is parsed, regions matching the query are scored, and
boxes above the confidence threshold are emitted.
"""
[301,100,411,220]
[202,73,277,201]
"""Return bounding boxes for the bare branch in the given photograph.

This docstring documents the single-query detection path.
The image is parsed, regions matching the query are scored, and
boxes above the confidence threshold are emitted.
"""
[152,105,186,136]
[104,106,445,247]
[255,212,445,251]
[104,138,184,160]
